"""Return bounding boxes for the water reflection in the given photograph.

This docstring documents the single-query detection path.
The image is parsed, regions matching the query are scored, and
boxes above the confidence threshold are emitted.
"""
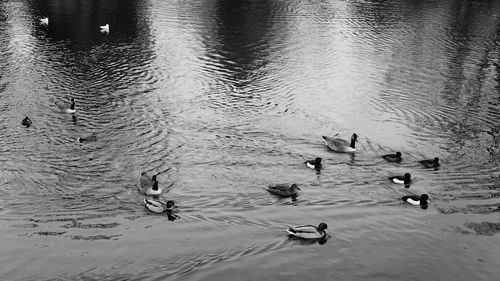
[204,0,274,111]
[1,0,500,281]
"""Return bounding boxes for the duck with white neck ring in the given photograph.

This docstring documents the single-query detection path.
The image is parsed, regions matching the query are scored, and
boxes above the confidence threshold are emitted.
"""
[287,223,328,239]
[322,133,358,153]
[144,199,176,214]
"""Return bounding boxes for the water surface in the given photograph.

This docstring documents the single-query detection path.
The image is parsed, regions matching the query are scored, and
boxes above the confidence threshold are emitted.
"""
[0,0,499,280]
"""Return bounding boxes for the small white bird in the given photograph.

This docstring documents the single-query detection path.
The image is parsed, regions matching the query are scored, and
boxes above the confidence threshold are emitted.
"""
[100,24,109,34]
[40,17,49,25]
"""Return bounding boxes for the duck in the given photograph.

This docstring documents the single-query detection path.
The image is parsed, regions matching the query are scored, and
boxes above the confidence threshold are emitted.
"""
[420,157,440,168]
[100,24,109,34]
[402,194,429,208]
[287,223,328,239]
[305,157,322,170]
[388,173,411,185]
[40,17,48,25]
[382,152,402,163]
[21,116,32,128]
[139,172,162,196]
[144,198,176,214]
[56,97,76,113]
[267,183,300,197]
[77,135,97,142]
[322,133,358,153]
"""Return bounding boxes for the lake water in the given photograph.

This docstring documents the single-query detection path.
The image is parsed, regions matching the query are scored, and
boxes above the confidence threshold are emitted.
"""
[1,0,499,280]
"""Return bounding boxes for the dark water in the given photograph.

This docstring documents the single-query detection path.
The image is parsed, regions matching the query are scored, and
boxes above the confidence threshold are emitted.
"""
[1,0,499,280]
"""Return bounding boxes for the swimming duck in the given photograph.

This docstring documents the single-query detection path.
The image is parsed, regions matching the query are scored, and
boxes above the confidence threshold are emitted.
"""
[402,194,429,208]
[287,223,328,239]
[267,184,300,197]
[144,198,176,214]
[56,97,76,113]
[77,135,97,142]
[139,172,162,196]
[322,133,358,153]
[388,173,411,185]
[40,17,48,25]
[420,157,440,168]
[21,116,32,128]
[305,157,322,170]
[100,24,109,34]
[382,152,402,163]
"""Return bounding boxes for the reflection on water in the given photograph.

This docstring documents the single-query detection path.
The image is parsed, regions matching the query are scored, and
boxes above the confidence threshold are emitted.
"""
[0,0,499,280]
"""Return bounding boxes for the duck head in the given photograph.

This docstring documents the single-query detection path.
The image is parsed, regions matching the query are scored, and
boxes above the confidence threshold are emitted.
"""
[420,194,430,204]
[395,152,402,157]
[290,184,301,191]
[315,157,322,165]
[151,175,159,190]
[166,200,175,209]
[350,133,358,148]
[404,173,411,183]
[317,223,328,231]
[69,98,75,110]
[433,157,439,164]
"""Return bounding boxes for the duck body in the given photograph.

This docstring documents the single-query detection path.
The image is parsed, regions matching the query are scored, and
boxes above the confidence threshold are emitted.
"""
[382,152,402,163]
[287,223,328,239]
[267,184,300,197]
[40,17,48,25]
[22,116,32,127]
[322,133,358,153]
[56,97,76,113]
[100,24,109,34]
[402,194,429,207]
[139,172,162,196]
[144,198,176,214]
[420,157,440,168]
[305,157,322,170]
[77,135,97,142]
[388,173,411,185]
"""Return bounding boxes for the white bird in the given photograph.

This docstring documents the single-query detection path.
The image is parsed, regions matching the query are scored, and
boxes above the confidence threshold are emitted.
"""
[40,17,49,25]
[100,24,109,34]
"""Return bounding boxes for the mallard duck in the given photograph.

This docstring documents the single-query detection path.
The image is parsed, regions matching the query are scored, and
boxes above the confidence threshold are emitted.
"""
[40,17,48,25]
[382,152,402,163]
[287,223,328,239]
[139,172,162,196]
[22,116,32,128]
[402,194,429,208]
[77,135,97,142]
[56,97,75,113]
[100,24,109,34]
[388,173,411,185]
[144,199,176,213]
[267,184,300,197]
[322,133,358,153]
[420,157,440,168]
[305,157,322,170]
